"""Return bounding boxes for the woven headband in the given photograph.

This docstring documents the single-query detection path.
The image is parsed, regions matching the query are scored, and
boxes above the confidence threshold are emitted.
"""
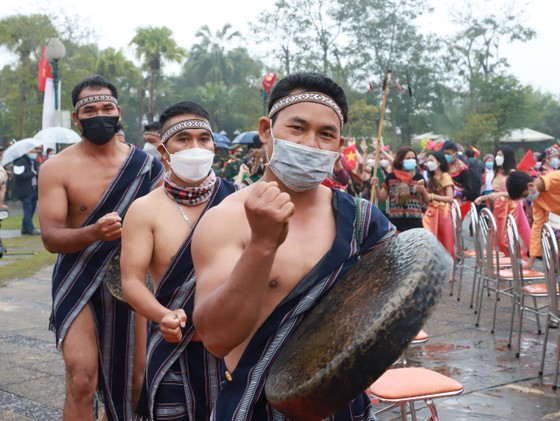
[144,131,161,137]
[161,119,213,144]
[268,91,344,128]
[74,95,118,112]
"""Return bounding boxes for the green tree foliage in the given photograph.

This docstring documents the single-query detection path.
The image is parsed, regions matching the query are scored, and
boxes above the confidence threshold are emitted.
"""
[131,26,186,123]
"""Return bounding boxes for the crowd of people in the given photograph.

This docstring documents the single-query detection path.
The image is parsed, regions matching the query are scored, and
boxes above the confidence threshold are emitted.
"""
[1,70,559,421]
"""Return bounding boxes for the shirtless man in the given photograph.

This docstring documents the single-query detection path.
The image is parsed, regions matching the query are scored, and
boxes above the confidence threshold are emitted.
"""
[39,75,164,421]
[121,101,237,420]
[192,72,395,420]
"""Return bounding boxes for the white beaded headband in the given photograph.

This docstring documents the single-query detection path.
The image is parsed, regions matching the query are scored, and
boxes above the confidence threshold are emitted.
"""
[74,95,118,112]
[143,131,161,137]
[161,119,213,144]
[268,91,344,127]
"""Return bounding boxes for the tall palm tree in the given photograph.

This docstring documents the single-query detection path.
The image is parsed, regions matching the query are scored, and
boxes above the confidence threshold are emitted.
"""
[130,26,186,123]
[187,24,242,87]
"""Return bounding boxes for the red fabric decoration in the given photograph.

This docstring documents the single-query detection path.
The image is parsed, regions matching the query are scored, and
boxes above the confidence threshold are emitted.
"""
[460,201,471,222]
[517,149,537,173]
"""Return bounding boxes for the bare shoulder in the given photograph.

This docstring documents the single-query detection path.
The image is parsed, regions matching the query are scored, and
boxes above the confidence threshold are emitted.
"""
[126,187,165,222]
[193,183,253,245]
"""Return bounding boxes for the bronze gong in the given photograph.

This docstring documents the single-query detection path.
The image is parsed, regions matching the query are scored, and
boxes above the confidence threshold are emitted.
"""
[104,247,154,309]
[265,228,452,420]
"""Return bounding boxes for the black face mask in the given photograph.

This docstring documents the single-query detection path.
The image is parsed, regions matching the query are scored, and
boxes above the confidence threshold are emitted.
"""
[79,116,119,145]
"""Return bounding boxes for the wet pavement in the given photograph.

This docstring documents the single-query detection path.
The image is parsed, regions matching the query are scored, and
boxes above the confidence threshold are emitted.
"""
[0,213,559,420]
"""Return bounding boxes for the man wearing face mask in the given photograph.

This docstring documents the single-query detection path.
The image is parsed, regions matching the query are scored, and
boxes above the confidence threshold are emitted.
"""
[507,170,560,269]
[443,140,475,201]
[38,75,164,421]
[121,101,238,420]
[13,147,40,235]
[191,72,396,420]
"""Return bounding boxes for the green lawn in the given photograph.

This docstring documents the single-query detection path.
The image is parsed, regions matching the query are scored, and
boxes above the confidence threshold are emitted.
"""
[0,214,40,230]
[0,215,56,283]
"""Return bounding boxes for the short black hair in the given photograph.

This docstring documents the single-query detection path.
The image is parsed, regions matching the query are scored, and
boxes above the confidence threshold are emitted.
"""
[71,75,118,107]
[465,148,475,158]
[159,101,210,128]
[506,170,534,200]
[267,72,348,125]
[443,140,458,152]
[144,121,160,132]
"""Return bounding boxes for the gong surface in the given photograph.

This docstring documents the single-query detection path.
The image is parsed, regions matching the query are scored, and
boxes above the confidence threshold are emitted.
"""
[265,228,452,420]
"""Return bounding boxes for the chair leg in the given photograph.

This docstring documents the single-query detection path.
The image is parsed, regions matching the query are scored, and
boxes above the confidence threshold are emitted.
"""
[456,261,465,301]
[469,265,479,310]
[475,276,487,327]
[554,330,560,390]
[425,398,439,421]
[408,401,418,421]
[507,295,517,349]
[539,315,550,376]
[533,296,542,335]
[516,296,525,358]
[450,260,456,296]
[490,283,500,334]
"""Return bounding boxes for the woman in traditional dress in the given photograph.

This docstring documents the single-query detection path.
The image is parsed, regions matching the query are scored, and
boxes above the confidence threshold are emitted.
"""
[421,151,455,257]
[372,146,427,232]
[475,146,531,258]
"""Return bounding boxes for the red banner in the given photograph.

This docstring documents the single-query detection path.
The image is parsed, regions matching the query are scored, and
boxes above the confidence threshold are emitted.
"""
[262,73,277,94]
[38,45,52,92]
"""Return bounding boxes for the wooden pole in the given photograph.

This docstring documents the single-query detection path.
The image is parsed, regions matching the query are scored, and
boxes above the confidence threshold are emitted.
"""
[370,70,392,203]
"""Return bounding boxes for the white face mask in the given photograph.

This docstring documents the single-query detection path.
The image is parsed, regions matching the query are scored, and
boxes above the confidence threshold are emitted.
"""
[267,136,339,192]
[495,155,504,167]
[164,146,215,183]
[143,142,162,160]
[379,159,390,168]
[426,161,439,172]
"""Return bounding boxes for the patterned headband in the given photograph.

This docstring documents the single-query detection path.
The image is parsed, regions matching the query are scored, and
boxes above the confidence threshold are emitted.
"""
[74,95,118,112]
[268,91,344,128]
[161,119,213,144]
[144,131,161,137]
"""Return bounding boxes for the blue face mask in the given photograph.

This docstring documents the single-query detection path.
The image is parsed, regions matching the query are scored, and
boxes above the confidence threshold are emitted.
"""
[27,153,37,160]
[485,161,494,170]
[551,157,559,169]
[403,159,417,171]
[445,154,454,164]
[526,189,540,201]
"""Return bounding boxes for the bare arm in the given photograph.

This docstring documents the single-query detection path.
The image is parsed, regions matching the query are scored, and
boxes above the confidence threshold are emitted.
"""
[120,198,186,343]
[431,185,454,203]
[193,182,293,357]
[371,177,388,202]
[38,160,122,254]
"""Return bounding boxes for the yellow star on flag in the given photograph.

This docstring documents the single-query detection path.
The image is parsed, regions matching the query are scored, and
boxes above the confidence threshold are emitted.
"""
[346,151,356,162]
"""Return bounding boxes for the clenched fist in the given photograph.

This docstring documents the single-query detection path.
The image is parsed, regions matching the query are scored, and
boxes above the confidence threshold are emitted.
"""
[244,181,295,249]
[160,309,187,343]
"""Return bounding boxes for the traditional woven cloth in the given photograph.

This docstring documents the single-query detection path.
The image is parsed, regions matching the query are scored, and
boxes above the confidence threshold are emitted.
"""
[163,171,217,206]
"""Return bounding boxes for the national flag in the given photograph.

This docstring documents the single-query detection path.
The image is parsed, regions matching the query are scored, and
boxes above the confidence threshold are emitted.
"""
[342,143,357,170]
[426,139,436,150]
[38,45,52,92]
[433,142,444,151]
[517,149,537,173]
[394,80,404,94]
[261,73,277,94]
[368,81,374,92]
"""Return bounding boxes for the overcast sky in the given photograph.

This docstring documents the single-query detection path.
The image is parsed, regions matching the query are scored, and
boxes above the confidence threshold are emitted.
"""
[1,0,558,95]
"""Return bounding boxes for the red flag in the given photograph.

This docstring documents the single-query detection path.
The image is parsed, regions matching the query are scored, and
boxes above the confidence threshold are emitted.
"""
[262,73,277,94]
[433,142,444,151]
[342,143,357,170]
[426,140,436,150]
[517,149,537,173]
[469,145,480,157]
[460,201,472,222]
[394,80,404,94]
[38,45,52,92]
